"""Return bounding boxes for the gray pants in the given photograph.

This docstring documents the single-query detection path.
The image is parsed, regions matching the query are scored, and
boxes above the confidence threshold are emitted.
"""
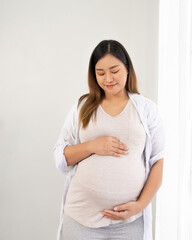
[61,212,144,240]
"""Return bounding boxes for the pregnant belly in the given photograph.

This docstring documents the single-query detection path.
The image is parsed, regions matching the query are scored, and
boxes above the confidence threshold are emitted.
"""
[75,154,146,195]
[64,169,144,228]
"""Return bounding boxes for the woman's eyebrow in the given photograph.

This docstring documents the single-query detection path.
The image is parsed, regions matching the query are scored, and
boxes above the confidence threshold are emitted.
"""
[95,65,119,71]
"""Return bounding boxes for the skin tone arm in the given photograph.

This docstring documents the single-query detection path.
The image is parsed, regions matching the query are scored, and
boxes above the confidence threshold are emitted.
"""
[137,158,164,209]
[101,158,164,219]
[64,141,93,166]
[64,136,128,166]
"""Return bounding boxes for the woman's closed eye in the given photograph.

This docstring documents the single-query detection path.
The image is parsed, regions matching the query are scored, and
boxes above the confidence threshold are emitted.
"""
[98,70,119,76]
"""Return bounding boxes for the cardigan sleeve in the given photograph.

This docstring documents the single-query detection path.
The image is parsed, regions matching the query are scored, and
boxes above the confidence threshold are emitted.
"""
[53,99,79,174]
[146,99,165,168]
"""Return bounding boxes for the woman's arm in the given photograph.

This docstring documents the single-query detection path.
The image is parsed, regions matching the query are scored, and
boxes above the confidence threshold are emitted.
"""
[137,100,165,210]
[64,141,93,166]
[53,99,80,174]
[65,136,129,166]
[137,158,164,210]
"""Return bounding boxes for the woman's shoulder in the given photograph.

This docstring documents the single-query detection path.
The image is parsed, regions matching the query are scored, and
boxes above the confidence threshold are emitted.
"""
[142,95,158,109]
[139,95,162,124]
[128,92,157,108]
[77,94,89,108]
[129,92,160,124]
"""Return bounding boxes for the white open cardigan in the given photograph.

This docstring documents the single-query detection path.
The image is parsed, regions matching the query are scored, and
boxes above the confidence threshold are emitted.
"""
[53,91,165,240]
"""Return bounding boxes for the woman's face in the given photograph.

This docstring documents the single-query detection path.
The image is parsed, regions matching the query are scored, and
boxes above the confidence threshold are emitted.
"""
[95,54,128,97]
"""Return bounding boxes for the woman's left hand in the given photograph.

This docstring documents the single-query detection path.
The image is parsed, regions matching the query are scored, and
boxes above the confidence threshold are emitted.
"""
[101,201,143,220]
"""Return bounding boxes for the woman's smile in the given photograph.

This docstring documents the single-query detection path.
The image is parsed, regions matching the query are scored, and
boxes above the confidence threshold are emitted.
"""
[106,83,117,88]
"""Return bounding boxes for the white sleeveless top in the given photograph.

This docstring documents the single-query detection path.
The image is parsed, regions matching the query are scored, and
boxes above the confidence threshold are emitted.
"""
[64,99,147,228]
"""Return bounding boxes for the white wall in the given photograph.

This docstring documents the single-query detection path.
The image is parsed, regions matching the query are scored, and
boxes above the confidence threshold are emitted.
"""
[0,0,159,239]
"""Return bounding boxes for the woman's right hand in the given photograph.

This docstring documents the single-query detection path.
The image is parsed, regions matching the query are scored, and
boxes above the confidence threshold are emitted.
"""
[90,136,128,157]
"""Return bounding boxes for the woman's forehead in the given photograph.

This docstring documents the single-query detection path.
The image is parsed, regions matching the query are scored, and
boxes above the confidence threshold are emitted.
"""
[95,64,119,71]
[95,55,122,69]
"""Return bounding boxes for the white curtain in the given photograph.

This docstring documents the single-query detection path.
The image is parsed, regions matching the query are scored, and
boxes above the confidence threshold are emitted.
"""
[155,0,192,239]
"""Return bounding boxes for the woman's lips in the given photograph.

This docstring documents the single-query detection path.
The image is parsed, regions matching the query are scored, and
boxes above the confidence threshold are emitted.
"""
[106,83,117,88]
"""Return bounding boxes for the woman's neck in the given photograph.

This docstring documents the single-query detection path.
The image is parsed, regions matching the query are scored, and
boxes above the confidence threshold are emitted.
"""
[103,90,129,104]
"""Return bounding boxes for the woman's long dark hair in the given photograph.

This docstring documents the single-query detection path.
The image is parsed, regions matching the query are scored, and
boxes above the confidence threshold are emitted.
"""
[77,39,140,129]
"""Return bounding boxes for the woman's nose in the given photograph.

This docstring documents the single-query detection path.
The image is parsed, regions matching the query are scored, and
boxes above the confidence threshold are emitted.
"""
[105,73,113,82]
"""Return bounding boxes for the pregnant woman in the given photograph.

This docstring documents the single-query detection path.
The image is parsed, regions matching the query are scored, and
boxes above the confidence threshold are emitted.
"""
[53,40,165,240]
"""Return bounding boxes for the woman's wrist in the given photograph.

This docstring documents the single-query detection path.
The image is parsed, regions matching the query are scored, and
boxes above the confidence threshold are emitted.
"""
[137,199,147,212]
[86,140,95,155]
